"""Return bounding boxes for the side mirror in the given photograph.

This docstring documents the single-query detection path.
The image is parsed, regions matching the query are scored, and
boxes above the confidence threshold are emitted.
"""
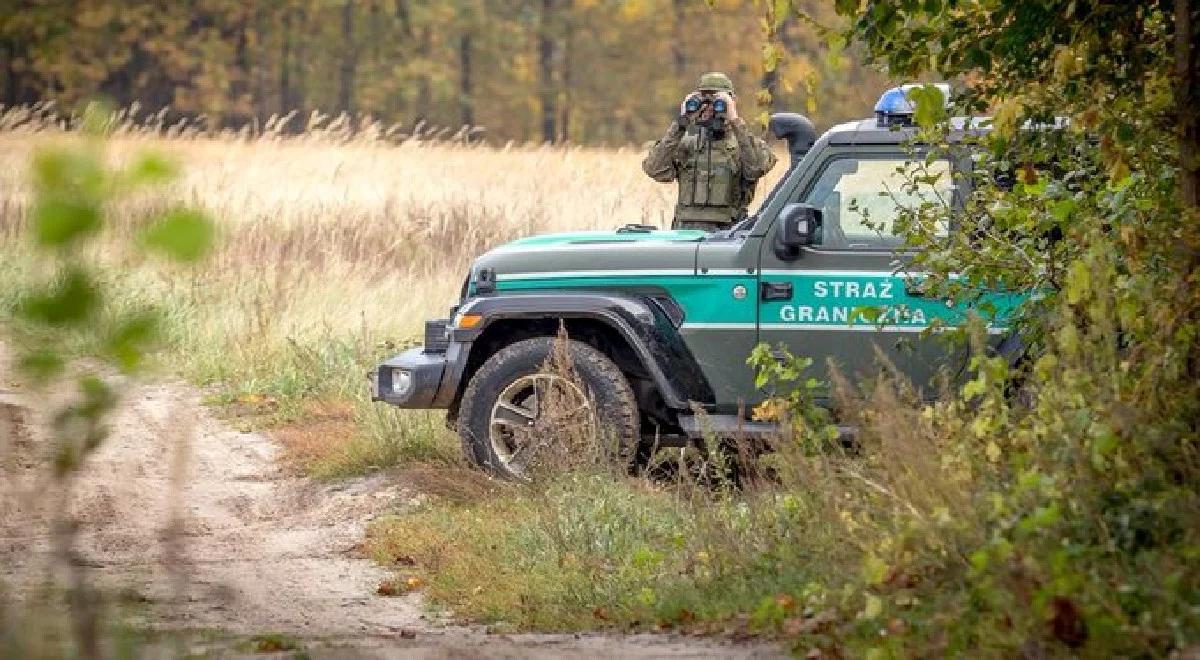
[774,203,821,260]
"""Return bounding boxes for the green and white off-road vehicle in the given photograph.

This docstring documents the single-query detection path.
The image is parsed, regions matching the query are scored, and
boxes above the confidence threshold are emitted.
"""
[371,86,1021,479]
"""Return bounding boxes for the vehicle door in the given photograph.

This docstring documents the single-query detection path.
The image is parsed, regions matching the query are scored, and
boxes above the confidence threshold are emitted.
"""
[688,236,763,413]
[756,148,959,398]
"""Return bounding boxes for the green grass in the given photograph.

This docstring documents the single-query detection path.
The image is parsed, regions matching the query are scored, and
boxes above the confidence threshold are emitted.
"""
[179,325,460,476]
[364,469,846,634]
[362,360,1200,656]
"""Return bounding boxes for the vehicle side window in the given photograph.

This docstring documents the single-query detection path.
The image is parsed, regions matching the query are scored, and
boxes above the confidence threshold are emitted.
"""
[800,157,953,248]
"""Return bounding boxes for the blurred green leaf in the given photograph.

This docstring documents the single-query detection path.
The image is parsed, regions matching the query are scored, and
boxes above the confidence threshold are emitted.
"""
[33,198,101,247]
[17,349,65,384]
[105,310,161,373]
[908,84,947,129]
[126,152,177,186]
[78,375,116,418]
[53,436,80,475]
[17,268,99,327]
[33,148,105,198]
[141,208,214,262]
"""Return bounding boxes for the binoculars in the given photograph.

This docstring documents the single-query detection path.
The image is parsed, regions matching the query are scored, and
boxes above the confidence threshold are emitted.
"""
[685,96,728,116]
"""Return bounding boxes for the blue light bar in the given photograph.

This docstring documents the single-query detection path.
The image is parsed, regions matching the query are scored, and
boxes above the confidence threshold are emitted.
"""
[874,87,914,116]
[874,83,951,127]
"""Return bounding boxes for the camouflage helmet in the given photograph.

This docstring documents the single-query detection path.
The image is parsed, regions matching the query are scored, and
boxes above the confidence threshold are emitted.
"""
[696,71,734,94]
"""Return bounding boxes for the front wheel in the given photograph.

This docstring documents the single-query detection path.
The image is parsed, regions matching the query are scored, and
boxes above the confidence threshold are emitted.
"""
[457,337,639,480]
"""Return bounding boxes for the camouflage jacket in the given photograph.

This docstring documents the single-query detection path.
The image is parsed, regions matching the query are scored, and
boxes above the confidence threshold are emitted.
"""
[642,117,777,228]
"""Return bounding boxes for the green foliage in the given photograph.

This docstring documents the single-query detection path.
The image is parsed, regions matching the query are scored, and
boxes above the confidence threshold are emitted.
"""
[17,267,99,329]
[9,105,214,465]
[2,105,214,657]
[906,83,946,129]
[104,311,160,372]
[781,1,1200,655]
[31,147,105,247]
[141,209,214,262]
[746,343,839,446]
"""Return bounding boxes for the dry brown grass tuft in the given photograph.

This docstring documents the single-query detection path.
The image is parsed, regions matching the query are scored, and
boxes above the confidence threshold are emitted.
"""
[396,463,508,504]
[271,399,358,471]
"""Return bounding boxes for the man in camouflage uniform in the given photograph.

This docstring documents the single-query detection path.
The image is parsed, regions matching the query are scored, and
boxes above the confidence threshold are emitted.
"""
[642,72,778,231]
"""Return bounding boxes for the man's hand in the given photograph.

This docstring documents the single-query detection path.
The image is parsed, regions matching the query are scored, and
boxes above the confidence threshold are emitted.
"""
[714,91,739,121]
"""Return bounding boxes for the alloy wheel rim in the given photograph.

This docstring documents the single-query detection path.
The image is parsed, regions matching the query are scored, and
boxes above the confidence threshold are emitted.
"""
[488,373,595,475]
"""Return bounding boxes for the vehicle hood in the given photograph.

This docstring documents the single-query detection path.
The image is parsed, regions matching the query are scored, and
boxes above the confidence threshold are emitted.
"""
[499,229,706,248]
[472,229,705,282]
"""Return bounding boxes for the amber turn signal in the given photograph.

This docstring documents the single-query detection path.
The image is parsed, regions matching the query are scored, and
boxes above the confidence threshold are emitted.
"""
[457,314,484,329]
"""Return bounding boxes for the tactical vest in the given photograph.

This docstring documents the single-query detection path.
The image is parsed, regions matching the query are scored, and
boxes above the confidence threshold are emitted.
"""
[674,127,741,226]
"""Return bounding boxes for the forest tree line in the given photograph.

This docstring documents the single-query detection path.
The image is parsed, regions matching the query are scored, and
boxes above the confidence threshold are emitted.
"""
[0,0,888,144]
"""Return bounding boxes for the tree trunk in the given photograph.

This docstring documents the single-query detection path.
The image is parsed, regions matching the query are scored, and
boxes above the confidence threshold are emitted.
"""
[1177,0,1199,209]
[415,26,432,126]
[394,0,413,38]
[760,67,778,114]
[538,0,557,143]
[671,0,687,79]
[280,8,293,115]
[232,8,252,125]
[459,30,474,127]
[760,14,795,114]
[253,5,267,122]
[559,8,572,142]
[293,6,307,118]
[338,0,356,116]
[1,42,16,105]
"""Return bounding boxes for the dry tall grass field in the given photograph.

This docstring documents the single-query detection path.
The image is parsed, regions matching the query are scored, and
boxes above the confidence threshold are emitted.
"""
[0,118,784,473]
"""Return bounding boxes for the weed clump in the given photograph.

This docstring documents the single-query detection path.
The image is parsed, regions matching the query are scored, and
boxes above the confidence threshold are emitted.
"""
[366,320,1198,655]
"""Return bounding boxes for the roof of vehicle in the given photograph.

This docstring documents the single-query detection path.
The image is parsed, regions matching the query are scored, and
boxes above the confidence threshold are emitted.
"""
[825,116,992,145]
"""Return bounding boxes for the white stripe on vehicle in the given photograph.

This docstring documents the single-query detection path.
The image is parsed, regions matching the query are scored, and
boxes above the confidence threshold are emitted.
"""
[757,269,930,278]
[495,269,696,281]
[496,269,930,281]
[682,322,1007,334]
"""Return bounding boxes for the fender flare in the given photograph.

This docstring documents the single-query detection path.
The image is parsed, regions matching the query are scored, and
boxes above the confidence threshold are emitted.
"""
[448,292,715,410]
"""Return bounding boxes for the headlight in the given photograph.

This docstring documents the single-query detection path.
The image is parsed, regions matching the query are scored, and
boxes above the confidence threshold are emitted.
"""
[392,368,413,397]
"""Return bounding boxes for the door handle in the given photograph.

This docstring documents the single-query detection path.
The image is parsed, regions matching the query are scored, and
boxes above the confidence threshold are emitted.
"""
[760,281,793,301]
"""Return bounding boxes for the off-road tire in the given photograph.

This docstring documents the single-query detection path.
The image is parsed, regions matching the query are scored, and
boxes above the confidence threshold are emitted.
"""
[457,337,639,480]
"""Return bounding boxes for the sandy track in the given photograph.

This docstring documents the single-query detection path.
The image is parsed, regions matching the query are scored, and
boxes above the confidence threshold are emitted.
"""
[1,381,781,658]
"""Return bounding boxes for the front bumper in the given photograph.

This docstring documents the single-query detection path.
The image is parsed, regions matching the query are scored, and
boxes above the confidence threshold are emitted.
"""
[371,347,448,407]
[372,318,470,409]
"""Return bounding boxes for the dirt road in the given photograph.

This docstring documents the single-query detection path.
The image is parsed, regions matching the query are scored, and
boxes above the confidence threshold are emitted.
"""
[0,380,781,658]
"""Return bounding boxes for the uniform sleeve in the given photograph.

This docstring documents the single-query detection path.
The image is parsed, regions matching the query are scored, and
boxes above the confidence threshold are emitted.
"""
[729,118,778,181]
[642,120,687,182]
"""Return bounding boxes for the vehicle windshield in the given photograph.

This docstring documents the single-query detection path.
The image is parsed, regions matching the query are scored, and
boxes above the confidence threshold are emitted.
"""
[710,161,798,239]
